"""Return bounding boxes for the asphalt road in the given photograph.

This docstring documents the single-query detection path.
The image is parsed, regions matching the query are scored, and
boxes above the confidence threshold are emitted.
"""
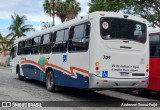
[0,68,160,110]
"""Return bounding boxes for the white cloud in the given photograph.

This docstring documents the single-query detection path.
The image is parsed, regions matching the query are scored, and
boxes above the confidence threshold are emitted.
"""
[0,0,90,36]
[33,26,43,31]
[0,0,89,22]
[0,0,21,9]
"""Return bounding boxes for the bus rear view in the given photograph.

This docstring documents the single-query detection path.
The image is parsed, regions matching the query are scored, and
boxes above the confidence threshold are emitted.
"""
[89,12,149,89]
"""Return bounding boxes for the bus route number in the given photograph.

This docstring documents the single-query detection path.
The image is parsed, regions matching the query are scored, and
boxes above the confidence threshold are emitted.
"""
[103,55,111,60]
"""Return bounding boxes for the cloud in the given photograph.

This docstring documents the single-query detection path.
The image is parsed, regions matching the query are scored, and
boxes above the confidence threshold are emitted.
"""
[0,0,89,22]
[0,0,90,36]
[0,0,21,9]
[77,0,89,16]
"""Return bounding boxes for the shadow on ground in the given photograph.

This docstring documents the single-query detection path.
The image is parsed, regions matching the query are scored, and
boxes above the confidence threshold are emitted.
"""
[15,78,126,102]
[117,89,160,100]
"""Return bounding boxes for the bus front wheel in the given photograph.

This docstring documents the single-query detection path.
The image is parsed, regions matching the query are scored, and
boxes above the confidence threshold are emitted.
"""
[17,67,26,80]
[46,70,55,92]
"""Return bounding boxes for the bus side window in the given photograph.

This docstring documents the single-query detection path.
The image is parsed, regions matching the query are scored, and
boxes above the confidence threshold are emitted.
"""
[68,22,90,52]
[40,34,51,53]
[52,32,56,52]
[63,29,69,51]
[52,29,67,53]
[69,27,74,39]
[68,27,74,51]
[11,46,17,59]
[24,39,32,55]
[83,23,90,50]
[31,37,39,54]
[18,41,25,55]
[85,23,90,37]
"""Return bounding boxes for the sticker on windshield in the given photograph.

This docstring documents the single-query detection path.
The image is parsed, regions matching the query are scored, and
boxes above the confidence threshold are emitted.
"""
[102,22,109,29]
[136,24,142,31]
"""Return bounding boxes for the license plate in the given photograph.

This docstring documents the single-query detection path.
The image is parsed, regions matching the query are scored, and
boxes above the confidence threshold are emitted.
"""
[120,72,129,76]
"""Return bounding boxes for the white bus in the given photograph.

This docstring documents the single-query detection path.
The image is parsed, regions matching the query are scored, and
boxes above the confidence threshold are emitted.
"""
[10,11,149,91]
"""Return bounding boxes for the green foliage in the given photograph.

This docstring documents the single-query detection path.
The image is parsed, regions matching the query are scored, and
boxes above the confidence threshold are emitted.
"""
[42,22,52,30]
[9,13,35,40]
[43,0,81,24]
[43,0,56,26]
[65,0,81,21]
[0,33,13,52]
[55,0,68,23]
[89,0,160,27]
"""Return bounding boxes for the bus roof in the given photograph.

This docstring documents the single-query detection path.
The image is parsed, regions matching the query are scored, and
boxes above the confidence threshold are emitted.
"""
[148,27,160,34]
[14,11,148,44]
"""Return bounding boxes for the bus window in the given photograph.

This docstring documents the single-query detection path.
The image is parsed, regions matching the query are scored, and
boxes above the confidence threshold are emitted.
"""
[85,23,90,37]
[64,29,69,40]
[150,34,160,57]
[25,39,32,55]
[52,29,68,53]
[100,18,147,44]
[18,41,25,55]
[31,37,40,54]
[68,23,90,52]
[53,30,64,52]
[83,23,90,50]
[40,34,51,53]
[10,46,17,59]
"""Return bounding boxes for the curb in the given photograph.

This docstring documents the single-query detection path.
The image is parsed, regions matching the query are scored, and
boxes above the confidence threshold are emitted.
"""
[0,66,11,70]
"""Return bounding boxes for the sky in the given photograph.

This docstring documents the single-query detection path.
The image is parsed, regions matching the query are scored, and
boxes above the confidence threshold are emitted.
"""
[0,0,89,36]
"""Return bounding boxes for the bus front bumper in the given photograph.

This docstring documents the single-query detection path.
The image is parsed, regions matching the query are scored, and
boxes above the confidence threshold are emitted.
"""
[89,74,148,90]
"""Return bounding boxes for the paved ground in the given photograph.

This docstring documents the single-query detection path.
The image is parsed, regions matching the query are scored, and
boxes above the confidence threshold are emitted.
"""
[0,67,160,110]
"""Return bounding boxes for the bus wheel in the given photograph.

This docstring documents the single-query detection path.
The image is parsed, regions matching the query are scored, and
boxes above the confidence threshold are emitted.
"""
[46,70,55,92]
[17,67,26,80]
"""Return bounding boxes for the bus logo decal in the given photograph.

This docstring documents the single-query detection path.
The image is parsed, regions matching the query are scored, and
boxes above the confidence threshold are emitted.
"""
[63,55,67,63]
[102,71,108,78]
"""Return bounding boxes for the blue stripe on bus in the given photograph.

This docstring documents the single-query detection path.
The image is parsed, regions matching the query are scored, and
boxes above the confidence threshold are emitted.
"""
[21,64,45,82]
[21,64,89,89]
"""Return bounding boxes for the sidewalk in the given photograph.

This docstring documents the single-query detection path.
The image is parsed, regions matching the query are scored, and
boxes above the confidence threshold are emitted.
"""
[0,66,11,70]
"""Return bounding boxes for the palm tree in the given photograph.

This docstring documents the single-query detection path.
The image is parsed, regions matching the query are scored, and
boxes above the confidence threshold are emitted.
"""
[66,0,81,21]
[43,0,56,26]
[43,0,81,23]
[9,13,35,40]
[42,22,52,30]
[55,0,81,22]
[55,0,68,23]
[0,33,13,51]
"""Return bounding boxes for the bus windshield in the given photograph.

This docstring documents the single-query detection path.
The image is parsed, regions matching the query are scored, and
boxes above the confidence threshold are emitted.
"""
[100,17,147,43]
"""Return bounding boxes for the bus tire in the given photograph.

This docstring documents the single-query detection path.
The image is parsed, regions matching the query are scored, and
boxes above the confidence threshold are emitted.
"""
[17,66,26,80]
[46,70,55,92]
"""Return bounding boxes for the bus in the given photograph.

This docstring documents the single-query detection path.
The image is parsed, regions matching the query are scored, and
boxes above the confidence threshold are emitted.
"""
[10,11,149,92]
[148,28,160,91]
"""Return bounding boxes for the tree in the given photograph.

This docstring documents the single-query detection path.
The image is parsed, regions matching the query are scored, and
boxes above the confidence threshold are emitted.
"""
[0,33,13,51]
[89,0,160,27]
[43,0,56,26]
[42,22,52,30]
[9,13,35,40]
[55,0,81,23]
[55,0,68,23]
[66,0,81,21]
